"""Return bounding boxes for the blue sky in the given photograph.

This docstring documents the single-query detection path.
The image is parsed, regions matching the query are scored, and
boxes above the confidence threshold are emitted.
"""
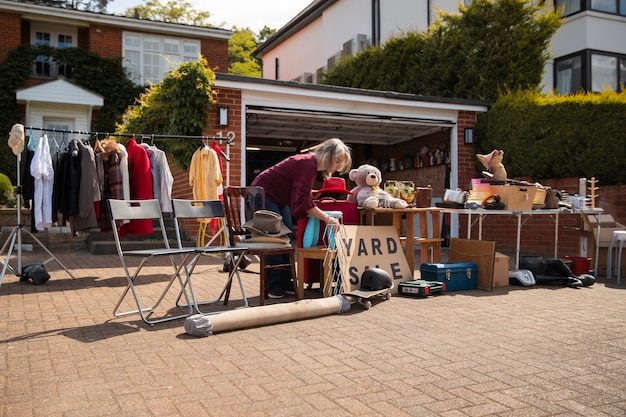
[108,0,313,32]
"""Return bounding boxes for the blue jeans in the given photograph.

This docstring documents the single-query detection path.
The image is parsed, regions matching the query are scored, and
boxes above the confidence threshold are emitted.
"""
[251,197,294,293]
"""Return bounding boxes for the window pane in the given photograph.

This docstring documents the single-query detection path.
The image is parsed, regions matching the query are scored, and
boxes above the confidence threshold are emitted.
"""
[58,34,73,48]
[591,54,617,92]
[620,58,626,90]
[36,31,51,46]
[124,33,141,48]
[621,0,626,15]
[556,0,581,15]
[143,36,160,51]
[163,39,179,54]
[556,56,582,95]
[591,0,617,12]
[143,52,161,84]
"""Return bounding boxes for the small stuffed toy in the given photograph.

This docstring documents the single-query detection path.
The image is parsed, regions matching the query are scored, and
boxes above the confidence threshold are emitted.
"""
[476,150,507,181]
[347,164,409,209]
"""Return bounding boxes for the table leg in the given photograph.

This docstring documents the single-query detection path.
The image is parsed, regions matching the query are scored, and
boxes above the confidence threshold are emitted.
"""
[431,210,441,262]
[515,213,522,269]
[404,212,415,272]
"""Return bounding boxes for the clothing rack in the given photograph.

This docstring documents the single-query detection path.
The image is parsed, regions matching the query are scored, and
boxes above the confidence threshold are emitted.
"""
[25,126,234,144]
[26,126,233,162]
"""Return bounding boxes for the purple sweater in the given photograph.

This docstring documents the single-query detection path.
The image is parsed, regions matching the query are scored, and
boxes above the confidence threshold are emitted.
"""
[251,153,317,220]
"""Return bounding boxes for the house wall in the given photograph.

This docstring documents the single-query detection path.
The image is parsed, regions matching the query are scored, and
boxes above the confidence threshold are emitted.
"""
[0,11,22,62]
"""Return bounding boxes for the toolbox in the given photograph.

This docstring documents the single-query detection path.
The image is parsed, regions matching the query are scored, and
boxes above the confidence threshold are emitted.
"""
[398,279,446,297]
[419,262,478,291]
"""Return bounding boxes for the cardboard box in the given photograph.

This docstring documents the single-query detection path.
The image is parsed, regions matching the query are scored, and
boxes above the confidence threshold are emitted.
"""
[492,252,510,288]
[449,238,495,290]
[490,184,537,211]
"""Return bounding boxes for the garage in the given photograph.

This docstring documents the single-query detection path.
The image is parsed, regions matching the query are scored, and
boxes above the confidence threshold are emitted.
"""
[214,74,488,201]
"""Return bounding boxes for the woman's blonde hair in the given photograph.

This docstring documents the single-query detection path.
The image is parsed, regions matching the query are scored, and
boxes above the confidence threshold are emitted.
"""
[314,138,352,177]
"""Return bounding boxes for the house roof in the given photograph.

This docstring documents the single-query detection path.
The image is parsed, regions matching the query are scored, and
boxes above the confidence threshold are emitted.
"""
[0,0,232,40]
[16,78,103,107]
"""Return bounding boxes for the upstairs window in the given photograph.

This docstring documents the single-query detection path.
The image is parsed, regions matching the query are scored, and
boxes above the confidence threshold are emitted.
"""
[123,32,200,85]
[555,51,626,94]
[32,24,76,78]
[556,0,626,16]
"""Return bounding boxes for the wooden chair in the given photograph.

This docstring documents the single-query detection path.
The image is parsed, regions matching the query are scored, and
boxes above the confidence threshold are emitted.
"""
[222,186,302,305]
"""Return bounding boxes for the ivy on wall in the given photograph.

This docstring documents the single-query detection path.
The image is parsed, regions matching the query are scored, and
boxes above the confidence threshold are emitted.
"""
[0,44,142,183]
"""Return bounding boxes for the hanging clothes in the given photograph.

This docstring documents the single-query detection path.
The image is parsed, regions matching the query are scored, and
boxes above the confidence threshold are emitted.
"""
[69,140,100,234]
[189,143,222,201]
[117,138,153,237]
[140,142,173,212]
[117,142,130,200]
[96,139,124,233]
[30,134,54,231]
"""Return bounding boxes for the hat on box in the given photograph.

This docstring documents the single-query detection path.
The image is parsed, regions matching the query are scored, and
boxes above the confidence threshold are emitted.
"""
[7,123,25,156]
[242,210,291,244]
[312,177,353,196]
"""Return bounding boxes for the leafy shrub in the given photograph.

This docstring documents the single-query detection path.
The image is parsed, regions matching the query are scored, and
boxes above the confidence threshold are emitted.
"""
[0,173,14,206]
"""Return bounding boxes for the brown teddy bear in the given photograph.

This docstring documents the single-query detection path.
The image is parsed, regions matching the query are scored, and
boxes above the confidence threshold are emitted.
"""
[347,164,409,209]
[476,150,507,181]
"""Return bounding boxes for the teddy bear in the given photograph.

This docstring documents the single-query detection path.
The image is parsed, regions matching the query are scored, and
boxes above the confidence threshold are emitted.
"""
[476,149,507,181]
[347,164,409,209]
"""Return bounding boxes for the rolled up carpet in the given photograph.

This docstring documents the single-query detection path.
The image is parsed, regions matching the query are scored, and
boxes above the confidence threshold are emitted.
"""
[185,295,351,337]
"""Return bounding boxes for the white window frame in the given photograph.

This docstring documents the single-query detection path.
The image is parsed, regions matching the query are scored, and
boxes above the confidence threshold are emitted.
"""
[122,31,200,85]
[30,23,77,78]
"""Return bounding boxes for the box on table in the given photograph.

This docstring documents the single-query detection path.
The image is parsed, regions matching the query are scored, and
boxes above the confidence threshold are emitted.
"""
[398,279,446,297]
[419,262,478,291]
[492,252,510,288]
[489,184,537,211]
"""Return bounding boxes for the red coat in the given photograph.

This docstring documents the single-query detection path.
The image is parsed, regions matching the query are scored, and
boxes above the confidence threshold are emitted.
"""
[118,138,154,237]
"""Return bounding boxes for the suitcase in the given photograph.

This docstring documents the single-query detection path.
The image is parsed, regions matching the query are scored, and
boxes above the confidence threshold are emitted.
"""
[398,279,446,297]
[419,262,478,291]
[297,197,358,284]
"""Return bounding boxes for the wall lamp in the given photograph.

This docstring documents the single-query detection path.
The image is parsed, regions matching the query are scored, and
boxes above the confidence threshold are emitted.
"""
[218,107,228,127]
[464,128,474,145]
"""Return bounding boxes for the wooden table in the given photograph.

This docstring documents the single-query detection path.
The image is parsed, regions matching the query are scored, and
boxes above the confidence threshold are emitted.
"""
[360,207,444,272]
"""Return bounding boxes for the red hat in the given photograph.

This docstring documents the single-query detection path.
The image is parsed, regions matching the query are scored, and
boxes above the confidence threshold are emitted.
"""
[312,177,353,195]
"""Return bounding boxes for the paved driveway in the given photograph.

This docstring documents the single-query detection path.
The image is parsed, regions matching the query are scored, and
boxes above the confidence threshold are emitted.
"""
[1,249,625,416]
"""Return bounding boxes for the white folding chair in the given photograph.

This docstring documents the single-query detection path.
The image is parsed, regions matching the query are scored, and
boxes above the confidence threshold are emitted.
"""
[171,199,250,312]
[108,199,196,324]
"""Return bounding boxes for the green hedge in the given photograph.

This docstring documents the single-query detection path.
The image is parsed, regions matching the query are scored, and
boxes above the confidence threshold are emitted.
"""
[475,90,626,185]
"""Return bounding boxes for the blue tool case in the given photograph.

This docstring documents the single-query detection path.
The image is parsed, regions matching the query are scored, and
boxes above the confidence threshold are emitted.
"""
[419,262,478,291]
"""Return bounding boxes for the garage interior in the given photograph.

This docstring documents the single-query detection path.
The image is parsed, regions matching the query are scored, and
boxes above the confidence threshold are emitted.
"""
[243,105,455,194]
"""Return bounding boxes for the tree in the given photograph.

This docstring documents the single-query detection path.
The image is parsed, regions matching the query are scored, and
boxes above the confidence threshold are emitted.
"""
[323,0,562,102]
[124,0,211,26]
[16,1,109,12]
[117,57,217,169]
[228,27,261,77]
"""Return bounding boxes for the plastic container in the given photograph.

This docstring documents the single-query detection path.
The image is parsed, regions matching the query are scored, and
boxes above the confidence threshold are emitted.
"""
[563,256,591,276]
[471,178,490,192]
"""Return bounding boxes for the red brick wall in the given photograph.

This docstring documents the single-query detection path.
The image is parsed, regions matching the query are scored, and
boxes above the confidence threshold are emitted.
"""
[0,12,22,62]
[88,25,122,58]
[202,39,229,73]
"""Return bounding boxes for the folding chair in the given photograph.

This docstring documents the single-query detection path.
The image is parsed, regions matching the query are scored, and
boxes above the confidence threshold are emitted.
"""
[223,186,301,305]
[171,199,250,312]
[108,199,196,325]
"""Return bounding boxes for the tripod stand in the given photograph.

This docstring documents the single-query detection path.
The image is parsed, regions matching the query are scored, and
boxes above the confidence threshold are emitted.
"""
[0,151,76,286]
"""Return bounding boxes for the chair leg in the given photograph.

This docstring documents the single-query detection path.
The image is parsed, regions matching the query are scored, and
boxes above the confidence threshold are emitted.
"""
[259,255,267,306]
[615,239,624,284]
[607,234,616,279]
[291,252,303,300]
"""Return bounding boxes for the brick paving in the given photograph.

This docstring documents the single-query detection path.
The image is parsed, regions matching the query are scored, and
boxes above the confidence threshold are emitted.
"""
[1,247,626,416]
